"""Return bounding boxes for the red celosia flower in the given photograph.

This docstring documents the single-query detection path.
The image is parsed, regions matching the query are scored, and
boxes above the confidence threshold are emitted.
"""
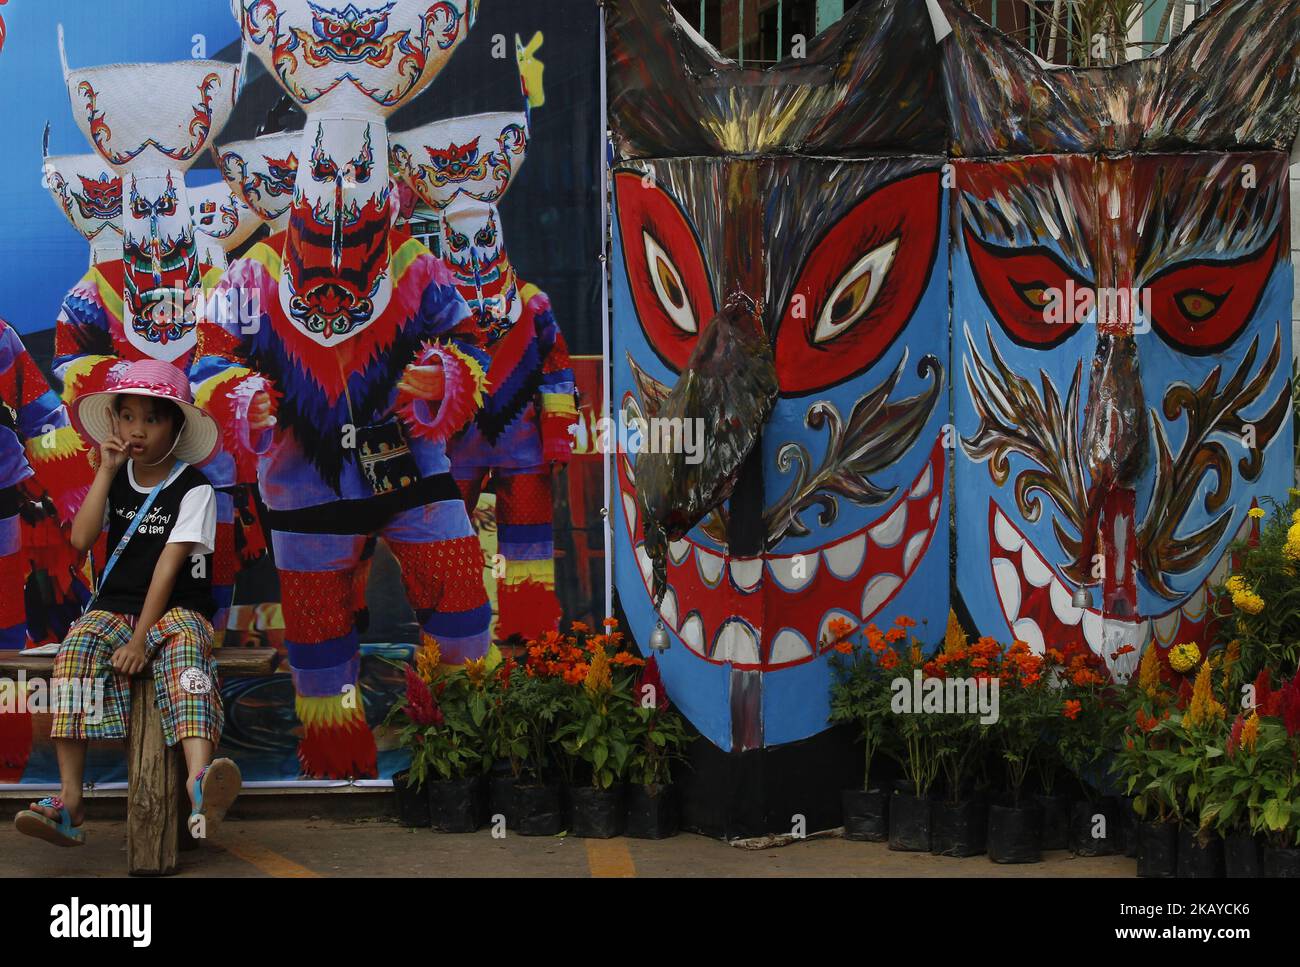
[1226,713,1244,758]
[638,656,670,713]
[404,664,440,727]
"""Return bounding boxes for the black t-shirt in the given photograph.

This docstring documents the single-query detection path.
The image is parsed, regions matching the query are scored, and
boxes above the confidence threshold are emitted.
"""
[96,462,217,619]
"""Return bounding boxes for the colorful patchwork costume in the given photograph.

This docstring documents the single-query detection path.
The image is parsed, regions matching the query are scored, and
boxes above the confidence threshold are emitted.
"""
[391,54,578,641]
[190,0,490,778]
[52,40,251,643]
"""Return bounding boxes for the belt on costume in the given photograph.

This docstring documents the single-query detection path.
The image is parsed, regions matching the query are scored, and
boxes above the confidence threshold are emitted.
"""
[264,472,461,535]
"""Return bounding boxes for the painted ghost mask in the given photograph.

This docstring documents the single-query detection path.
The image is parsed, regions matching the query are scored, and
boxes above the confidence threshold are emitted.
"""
[62,28,237,361]
[189,180,260,270]
[608,0,950,751]
[41,144,122,266]
[216,130,302,234]
[935,0,1300,679]
[391,108,528,325]
[236,0,474,343]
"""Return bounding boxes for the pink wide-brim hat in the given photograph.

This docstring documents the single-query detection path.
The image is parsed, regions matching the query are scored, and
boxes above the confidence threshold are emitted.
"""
[69,359,220,466]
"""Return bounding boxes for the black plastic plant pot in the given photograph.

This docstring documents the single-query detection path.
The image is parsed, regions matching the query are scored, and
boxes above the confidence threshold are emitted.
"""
[842,788,889,843]
[1069,799,1121,857]
[514,782,563,836]
[888,791,932,852]
[1123,800,1140,858]
[626,783,679,839]
[427,776,483,833]
[1262,846,1300,878]
[1035,793,1070,851]
[1224,832,1261,878]
[930,799,988,858]
[987,802,1042,864]
[568,783,626,839]
[487,774,518,827]
[1175,825,1224,878]
[1136,821,1178,878]
[392,769,430,828]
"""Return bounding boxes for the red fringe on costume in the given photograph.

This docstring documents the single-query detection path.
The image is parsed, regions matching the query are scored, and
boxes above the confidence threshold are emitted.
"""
[297,714,378,780]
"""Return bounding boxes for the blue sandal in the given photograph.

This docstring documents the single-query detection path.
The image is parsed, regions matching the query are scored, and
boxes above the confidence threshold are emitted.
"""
[189,758,242,838]
[14,796,86,847]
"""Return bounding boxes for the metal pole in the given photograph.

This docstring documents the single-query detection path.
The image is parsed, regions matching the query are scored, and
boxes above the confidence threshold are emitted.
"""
[599,4,613,622]
[777,0,784,59]
[739,0,744,65]
[700,0,705,36]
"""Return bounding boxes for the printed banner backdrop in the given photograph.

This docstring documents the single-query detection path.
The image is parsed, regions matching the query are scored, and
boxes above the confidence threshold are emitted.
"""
[0,0,603,784]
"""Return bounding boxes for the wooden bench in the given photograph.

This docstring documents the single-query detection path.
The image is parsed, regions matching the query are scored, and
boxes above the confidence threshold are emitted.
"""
[0,647,277,875]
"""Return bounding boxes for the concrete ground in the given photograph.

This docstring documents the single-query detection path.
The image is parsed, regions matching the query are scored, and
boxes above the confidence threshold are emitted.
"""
[1,797,1137,877]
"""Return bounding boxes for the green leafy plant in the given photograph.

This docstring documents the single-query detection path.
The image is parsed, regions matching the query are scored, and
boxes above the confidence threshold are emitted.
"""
[626,656,691,787]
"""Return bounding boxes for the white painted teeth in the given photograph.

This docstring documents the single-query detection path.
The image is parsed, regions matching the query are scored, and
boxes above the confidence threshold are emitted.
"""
[1012,617,1045,655]
[861,573,903,620]
[1021,545,1053,588]
[910,464,933,500]
[679,613,705,655]
[621,493,637,531]
[770,628,812,664]
[1153,608,1181,646]
[658,585,679,632]
[992,557,1021,623]
[1082,608,1103,656]
[1049,579,1083,626]
[929,496,940,523]
[768,553,818,592]
[823,534,867,580]
[636,544,654,585]
[668,539,691,565]
[868,503,908,548]
[903,531,927,576]
[994,511,1023,553]
[729,557,762,591]
[1181,585,1207,621]
[696,548,724,585]
[713,619,760,664]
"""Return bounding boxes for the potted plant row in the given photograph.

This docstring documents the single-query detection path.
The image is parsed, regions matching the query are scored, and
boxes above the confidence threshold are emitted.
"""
[387,620,692,839]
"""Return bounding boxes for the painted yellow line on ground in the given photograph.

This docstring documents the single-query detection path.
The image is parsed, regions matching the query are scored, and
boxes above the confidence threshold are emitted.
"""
[585,838,636,878]
[218,839,322,878]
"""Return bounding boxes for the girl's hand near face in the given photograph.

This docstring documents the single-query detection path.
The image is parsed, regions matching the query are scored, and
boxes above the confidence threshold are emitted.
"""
[99,411,128,476]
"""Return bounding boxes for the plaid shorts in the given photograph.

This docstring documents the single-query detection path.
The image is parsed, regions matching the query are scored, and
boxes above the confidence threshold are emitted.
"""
[49,607,223,747]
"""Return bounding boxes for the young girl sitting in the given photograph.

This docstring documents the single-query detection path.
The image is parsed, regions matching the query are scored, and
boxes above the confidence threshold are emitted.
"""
[13,359,241,847]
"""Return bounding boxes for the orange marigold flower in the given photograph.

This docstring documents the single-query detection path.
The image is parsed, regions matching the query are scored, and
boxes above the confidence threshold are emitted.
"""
[834,640,854,655]
[570,621,591,634]
[826,616,856,642]
[1046,648,1065,666]
[1110,644,1136,660]
[895,615,917,629]
[611,652,645,667]
[878,649,899,671]
[603,617,619,628]
[884,627,906,644]
[1062,699,1082,720]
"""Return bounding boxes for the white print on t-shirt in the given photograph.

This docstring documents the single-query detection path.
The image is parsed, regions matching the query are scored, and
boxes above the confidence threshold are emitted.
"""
[115,505,174,536]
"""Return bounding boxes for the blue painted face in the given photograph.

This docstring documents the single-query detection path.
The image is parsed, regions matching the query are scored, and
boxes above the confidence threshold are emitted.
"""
[954,154,1291,680]
[612,157,950,751]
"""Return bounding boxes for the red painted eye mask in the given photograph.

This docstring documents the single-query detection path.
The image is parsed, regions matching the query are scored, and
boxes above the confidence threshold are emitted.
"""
[963,227,1088,347]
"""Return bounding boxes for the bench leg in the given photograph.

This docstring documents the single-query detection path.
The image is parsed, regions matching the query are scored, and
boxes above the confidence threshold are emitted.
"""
[127,676,182,875]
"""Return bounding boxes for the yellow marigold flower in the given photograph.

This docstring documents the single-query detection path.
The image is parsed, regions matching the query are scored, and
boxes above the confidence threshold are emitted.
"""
[584,646,612,696]
[1292,506,1300,523]
[1241,712,1260,754]
[1286,539,1300,562]
[1169,641,1200,674]
[1224,575,1246,595]
[1248,507,1265,519]
[1233,591,1264,615]
[416,637,443,683]
[1138,644,1163,698]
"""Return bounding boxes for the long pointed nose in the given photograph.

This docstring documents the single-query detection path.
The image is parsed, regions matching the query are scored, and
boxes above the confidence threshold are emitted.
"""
[636,290,778,606]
